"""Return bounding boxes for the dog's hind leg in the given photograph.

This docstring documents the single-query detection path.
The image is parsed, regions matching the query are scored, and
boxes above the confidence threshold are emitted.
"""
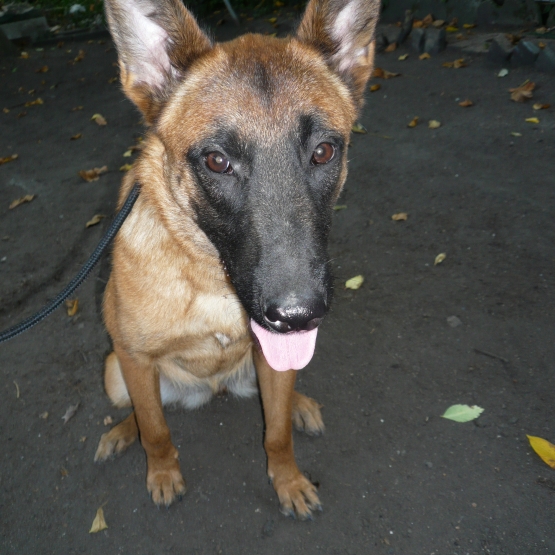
[292,391,325,436]
[95,411,138,461]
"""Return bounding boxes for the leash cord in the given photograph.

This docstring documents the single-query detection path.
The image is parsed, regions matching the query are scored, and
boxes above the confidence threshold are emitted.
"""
[0,183,141,344]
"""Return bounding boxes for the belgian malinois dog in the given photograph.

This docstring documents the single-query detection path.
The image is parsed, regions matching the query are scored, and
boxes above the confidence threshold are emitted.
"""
[95,0,379,519]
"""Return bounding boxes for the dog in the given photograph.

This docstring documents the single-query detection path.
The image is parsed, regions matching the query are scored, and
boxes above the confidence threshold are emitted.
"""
[94,0,379,520]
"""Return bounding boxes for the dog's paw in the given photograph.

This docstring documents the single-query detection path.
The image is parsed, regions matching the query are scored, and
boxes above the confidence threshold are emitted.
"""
[147,466,187,507]
[274,472,322,520]
[292,392,325,436]
[94,417,138,462]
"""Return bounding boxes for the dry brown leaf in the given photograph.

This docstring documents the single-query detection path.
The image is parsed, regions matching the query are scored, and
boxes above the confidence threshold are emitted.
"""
[413,20,423,28]
[86,214,106,228]
[62,402,80,424]
[407,116,419,128]
[428,120,441,129]
[91,113,107,126]
[385,42,397,52]
[79,166,108,182]
[2,107,9,113]
[434,253,446,265]
[383,70,400,79]
[17,111,27,119]
[70,133,82,140]
[392,212,408,221]
[422,14,434,27]
[35,65,49,73]
[533,103,550,110]
[89,508,108,534]
[108,76,118,84]
[398,53,409,61]
[509,81,535,102]
[373,67,384,78]
[443,58,467,69]
[74,49,85,62]
[9,194,35,209]
[459,99,474,107]
[24,98,43,107]
[71,106,83,112]
[369,84,381,93]
[65,298,79,317]
[1,153,19,166]
[419,52,431,60]
[119,163,133,172]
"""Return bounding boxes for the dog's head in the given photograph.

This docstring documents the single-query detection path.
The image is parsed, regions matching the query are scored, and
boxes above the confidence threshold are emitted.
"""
[106,0,379,370]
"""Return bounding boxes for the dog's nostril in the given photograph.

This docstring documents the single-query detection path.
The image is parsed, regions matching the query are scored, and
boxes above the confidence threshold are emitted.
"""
[263,301,325,333]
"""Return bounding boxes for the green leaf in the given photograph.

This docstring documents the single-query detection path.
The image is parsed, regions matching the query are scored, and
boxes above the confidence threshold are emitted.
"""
[441,404,484,422]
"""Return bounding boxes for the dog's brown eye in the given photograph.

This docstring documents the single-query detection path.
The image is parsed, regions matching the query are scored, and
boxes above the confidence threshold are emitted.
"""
[311,143,335,165]
[206,152,231,174]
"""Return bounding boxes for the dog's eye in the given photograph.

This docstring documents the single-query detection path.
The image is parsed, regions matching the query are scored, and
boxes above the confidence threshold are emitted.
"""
[311,143,335,165]
[206,152,232,174]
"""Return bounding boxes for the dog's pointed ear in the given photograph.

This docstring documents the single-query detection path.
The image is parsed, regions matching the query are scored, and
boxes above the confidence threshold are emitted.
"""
[296,0,380,107]
[105,0,212,123]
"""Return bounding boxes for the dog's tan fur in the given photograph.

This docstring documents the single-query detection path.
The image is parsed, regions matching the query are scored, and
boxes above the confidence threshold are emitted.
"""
[95,0,378,519]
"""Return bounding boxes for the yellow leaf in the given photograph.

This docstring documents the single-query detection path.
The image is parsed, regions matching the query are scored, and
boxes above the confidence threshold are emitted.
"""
[65,298,79,317]
[351,122,367,134]
[419,53,431,60]
[123,150,133,157]
[538,42,546,49]
[91,113,107,126]
[267,17,277,23]
[392,212,408,221]
[398,54,409,60]
[24,98,43,107]
[434,253,446,265]
[1,153,19,166]
[446,26,459,32]
[9,194,35,209]
[345,275,364,290]
[369,83,381,92]
[408,116,419,128]
[428,120,441,129]
[511,132,522,137]
[525,117,539,124]
[119,163,133,172]
[527,435,555,469]
[463,23,476,29]
[89,507,108,533]
[86,214,106,228]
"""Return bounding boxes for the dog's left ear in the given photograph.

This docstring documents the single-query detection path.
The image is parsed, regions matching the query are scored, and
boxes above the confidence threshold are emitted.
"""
[105,0,212,123]
[296,0,380,108]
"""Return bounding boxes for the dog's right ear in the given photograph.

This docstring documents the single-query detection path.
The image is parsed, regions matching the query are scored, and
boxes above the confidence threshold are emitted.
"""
[105,0,212,123]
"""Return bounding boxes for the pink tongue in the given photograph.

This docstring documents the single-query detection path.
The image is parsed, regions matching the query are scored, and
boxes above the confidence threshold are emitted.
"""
[250,319,318,372]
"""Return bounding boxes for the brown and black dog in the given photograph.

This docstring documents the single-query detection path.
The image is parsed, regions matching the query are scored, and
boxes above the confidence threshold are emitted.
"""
[95,0,379,519]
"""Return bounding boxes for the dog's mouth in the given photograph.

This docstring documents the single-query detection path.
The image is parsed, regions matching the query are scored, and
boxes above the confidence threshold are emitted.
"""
[250,319,319,372]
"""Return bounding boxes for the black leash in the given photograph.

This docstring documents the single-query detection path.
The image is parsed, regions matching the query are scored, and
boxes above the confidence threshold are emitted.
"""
[0,183,141,344]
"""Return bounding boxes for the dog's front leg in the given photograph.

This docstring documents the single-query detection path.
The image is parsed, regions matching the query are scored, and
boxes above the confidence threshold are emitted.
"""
[253,348,321,519]
[114,345,186,506]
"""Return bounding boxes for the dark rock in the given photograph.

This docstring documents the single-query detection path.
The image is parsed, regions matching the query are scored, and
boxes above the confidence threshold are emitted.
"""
[424,28,446,55]
[535,43,555,74]
[486,34,513,65]
[0,16,49,42]
[0,27,17,57]
[411,27,425,53]
[511,40,540,67]
[396,9,414,46]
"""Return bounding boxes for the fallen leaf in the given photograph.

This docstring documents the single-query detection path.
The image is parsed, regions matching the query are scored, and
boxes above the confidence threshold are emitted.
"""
[79,166,108,182]
[442,58,467,69]
[441,404,484,422]
[70,133,82,140]
[267,17,277,23]
[527,435,555,469]
[352,122,367,134]
[345,275,364,290]
[60,467,69,477]
[434,252,446,265]
[62,402,80,424]
[91,113,107,126]
[119,163,133,172]
[525,117,539,124]
[89,508,108,534]
[408,116,419,128]
[104,416,113,426]
[86,214,106,228]
[385,42,397,52]
[422,14,434,27]
[35,65,49,73]
[446,26,459,32]
[80,436,87,442]
[20,51,29,59]
[498,68,509,77]
[39,411,49,419]
[419,53,431,60]
[463,23,476,29]
[413,20,423,28]
[2,107,9,113]
[13,381,20,399]
[17,111,27,119]
[533,103,550,110]
[509,80,535,102]
[459,99,474,107]
[1,153,19,166]
[369,83,381,92]
[432,19,445,28]
[24,98,43,107]
[65,298,79,316]
[538,42,546,49]
[9,194,35,209]
[71,106,84,111]
[373,68,400,79]
[74,49,85,62]
[428,120,441,129]
[333,204,347,211]
[391,212,408,221]
[536,26,548,34]
[373,67,384,78]
[108,76,118,84]
[398,53,409,60]
[510,132,522,137]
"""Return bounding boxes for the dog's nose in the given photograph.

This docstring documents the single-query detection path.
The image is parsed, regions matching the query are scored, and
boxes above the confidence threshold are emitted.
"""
[263,299,325,333]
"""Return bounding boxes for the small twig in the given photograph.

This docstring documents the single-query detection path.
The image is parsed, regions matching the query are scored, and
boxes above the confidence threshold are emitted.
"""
[13,380,20,398]
[474,348,509,364]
